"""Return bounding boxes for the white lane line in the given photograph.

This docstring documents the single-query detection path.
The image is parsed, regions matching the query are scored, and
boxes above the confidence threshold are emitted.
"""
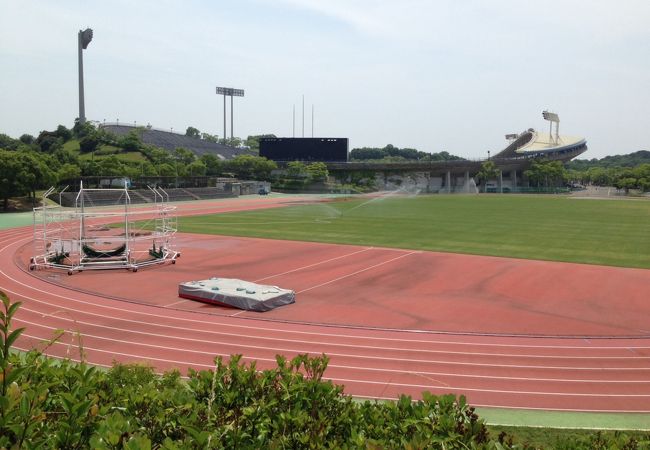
[297,251,420,293]
[328,377,650,398]
[12,340,650,414]
[352,394,650,414]
[15,316,650,371]
[4,273,650,352]
[16,321,650,384]
[3,233,650,350]
[253,247,375,282]
[230,310,247,317]
[163,299,189,308]
[15,334,650,398]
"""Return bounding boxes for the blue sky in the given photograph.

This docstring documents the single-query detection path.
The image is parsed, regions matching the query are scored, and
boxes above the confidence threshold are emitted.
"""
[1,0,649,158]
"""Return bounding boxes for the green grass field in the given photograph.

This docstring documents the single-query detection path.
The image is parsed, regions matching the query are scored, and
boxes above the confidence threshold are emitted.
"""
[178,194,650,269]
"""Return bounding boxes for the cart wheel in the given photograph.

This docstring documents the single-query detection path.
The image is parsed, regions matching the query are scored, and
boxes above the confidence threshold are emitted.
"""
[133,267,138,273]
[68,270,73,276]
[177,253,181,258]
[172,260,176,264]
[29,264,35,271]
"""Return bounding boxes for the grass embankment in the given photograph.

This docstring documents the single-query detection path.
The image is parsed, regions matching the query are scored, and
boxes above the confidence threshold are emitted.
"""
[177,194,650,269]
[64,138,148,162]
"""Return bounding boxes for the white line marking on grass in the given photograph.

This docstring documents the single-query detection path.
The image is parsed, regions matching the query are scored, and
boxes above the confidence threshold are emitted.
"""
[253,247,375,282]
[297,251,420,294]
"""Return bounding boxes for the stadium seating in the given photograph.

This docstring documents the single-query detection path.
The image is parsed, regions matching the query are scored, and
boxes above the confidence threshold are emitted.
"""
[58,187,235,207]
[102,124,248,158]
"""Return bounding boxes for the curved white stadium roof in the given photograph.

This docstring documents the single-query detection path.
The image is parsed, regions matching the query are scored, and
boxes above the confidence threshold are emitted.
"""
[515,129,586,154]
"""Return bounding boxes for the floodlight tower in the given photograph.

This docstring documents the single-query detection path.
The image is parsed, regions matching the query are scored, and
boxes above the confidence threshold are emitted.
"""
[78,28,94,124]
[542,110,560,145]
[216,86,244,143]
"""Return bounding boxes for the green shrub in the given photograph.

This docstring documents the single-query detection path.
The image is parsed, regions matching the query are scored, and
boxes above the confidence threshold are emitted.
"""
[4,290,639,449]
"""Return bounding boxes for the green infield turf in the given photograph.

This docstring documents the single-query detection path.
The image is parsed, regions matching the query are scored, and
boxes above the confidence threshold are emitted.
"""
[177,194,650,269]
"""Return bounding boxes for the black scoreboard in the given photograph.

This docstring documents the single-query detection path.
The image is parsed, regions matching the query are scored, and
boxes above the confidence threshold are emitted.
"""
[259,138,348,162]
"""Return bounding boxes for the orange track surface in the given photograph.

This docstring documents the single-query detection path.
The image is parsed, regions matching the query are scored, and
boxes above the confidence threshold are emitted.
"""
[2,196,650,412]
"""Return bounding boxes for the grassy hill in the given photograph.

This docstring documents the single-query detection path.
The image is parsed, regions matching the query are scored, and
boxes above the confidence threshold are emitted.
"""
[64,138,148,163]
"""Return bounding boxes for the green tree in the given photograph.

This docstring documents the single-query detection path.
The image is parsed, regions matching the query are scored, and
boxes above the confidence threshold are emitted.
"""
[614,177,638,194]
[16,151,57,205]
[57,163,82,182]
[286,161,307,178]
[226,155,277,180]
[585,167,612,186]
[72,119,96,138]
[185,126,201,138]
[53,147,80,166]
[524,160,566,189]
[98,156,126,184]
[157,163,176,177]
[306,162,329,181]
[477,160,499,192]
[19,134,35,145]
[201,132,219,143]
[81,159,101,177]
[0,150,27,210]
[55,124,72,141]
[79,134,100,153]
[187,159,207,177]
[35,131,62,153]
[142,146,173,165]
[172,147,196,166]
[200,154,223,176]
[244,134,276,152]
[135,161,158,177]
[221,136,243,147]
[118,131,142,152]
[0,134,20,150]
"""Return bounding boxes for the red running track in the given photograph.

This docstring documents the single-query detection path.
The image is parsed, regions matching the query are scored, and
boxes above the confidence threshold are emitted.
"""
[2,196,650,412]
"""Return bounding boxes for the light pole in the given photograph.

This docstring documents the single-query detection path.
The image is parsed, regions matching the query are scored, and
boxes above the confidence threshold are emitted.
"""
[78,28,93,124]
[216,86,244,144]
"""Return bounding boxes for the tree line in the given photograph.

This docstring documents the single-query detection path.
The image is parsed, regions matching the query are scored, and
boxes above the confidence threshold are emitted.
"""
[475,158,650,193]
[0,123,284,210]
[350,144,463,162]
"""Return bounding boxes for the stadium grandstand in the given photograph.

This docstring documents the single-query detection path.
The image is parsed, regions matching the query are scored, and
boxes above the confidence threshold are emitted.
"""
[325,111,587,193]
[493,129,587,160]
[101,123,250,159]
